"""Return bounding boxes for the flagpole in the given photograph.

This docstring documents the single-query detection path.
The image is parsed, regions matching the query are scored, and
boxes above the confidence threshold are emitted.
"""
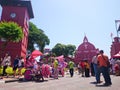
[115,20,118,37]
[110,33,113,42]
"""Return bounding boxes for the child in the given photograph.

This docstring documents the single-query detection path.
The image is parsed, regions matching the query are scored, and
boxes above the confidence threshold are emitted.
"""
[13,56,19,77]
[18,56,24,78]
[84,60,90,77]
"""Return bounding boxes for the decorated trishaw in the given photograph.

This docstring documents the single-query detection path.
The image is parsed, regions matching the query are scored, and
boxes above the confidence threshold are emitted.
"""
[56,55,68,77]
[24,50,51,81]
[111,51,120,76]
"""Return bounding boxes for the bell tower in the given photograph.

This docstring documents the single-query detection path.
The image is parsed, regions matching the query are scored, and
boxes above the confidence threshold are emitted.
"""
[0,0,34,64]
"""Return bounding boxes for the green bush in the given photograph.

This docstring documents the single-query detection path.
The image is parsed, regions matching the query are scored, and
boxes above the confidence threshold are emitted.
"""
[0,66,3,75]
[0,66,26,75]
[6,67,13,75]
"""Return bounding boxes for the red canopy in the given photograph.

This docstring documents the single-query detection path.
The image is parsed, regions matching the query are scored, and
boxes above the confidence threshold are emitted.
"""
[113,51,120,58]
[31,50,43,58]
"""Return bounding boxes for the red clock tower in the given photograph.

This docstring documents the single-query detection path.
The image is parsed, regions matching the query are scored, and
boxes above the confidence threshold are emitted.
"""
[0,0,34,64]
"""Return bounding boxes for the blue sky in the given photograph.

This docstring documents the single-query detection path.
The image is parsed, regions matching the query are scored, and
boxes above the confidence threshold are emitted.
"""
[30,0,120,57]
[0,0,120,57]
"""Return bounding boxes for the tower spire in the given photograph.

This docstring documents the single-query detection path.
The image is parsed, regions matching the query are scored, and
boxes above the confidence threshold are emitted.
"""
[83,35,88,43]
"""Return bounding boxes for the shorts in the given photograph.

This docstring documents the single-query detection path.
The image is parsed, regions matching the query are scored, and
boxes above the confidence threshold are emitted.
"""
[13,66,18,71]
[18,66,24,68]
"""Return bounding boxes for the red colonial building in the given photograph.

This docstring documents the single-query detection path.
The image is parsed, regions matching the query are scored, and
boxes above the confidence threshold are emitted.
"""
[110,37,120,58]
[0,0,34,64]
[74,36,99,64]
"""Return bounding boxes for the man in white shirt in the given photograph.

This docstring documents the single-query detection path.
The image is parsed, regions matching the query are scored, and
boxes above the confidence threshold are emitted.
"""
[92,53,101,83]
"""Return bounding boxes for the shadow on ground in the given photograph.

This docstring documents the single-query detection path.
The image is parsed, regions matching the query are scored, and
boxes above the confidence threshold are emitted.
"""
[90,81,112,87]
[18,78,48,83]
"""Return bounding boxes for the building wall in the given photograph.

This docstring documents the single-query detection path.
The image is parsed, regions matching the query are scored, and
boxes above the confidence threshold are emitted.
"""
[0,5,29,65]
[110,37,120,58]
[74,36,99,64]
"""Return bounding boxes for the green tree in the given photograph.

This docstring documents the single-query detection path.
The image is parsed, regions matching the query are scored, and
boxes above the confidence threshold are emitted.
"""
[28,22,50,52]
[66,44,76,56]
[52,43,76,56]
[0,21,23,55]
[52,43,66,56]
[36,30,50,52]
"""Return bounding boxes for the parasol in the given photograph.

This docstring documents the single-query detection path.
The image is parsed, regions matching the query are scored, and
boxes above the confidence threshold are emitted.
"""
[31,50,43,58]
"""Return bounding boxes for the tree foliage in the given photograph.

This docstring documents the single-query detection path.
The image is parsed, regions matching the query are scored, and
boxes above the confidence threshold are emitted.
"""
[28,22,50,52]
[66,44,76,56]
[0,21,23,56]
[52,43,76,56]
[0,21,23,43]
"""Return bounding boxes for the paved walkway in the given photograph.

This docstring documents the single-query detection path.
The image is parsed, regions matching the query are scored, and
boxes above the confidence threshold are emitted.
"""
[0,73,120,90]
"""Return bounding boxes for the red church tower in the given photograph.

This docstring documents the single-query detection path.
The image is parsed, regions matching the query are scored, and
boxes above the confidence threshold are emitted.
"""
[0,0,34,64]
[110,37,120,58]
[74,36,99,64]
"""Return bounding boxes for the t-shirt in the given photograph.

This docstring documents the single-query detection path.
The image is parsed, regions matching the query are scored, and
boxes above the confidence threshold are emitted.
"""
[53,59,58,68]
[69,61,74,69]
[13,58,19,66]
[80,62,85,68]
[18,59,24,67]
[92,56,98,64]
[2,56,11,66]
[97,54,108,67]
[84,62,90,69]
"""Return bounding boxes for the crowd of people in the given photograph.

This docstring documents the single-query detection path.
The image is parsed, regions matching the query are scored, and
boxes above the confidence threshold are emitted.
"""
[0,53,68,80]
[0,53,25,78]
[77,50,113,86]
[1,50,120,86]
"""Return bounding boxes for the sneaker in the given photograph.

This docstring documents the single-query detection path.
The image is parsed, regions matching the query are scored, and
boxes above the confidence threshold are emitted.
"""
[97,81,102,83]
[109,82,112,85]
[0,77,3,79]
[103,83,112,86]
[82,75,84,77]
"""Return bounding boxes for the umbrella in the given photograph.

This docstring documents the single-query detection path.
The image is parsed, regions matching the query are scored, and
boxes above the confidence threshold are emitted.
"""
[31,50,43,58]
